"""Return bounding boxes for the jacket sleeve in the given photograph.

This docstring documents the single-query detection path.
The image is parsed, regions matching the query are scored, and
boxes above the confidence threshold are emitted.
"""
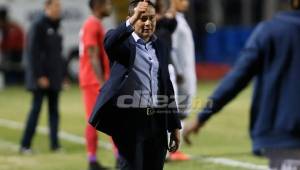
[104,21,134,61]
[27,22,46,79]
[198,22,266,123]
[170,30,184,76]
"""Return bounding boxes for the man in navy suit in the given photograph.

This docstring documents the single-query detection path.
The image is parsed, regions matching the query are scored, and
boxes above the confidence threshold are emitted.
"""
[89,0,181,169]
[183,0,300,169]
[20,0,64,154]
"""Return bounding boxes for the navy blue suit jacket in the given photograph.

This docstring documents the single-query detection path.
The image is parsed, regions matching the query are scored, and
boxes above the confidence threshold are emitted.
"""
[198,11,300,154]
[24,14,64,91]
[89,22,181,136]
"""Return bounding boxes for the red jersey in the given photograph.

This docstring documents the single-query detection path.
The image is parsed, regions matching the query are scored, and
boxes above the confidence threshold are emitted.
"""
[79,15,110,88]
[0,22,24,53]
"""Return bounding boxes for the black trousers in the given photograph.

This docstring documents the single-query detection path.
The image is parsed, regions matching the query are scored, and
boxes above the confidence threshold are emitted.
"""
[21,89,60,150]
[112,109,168,170]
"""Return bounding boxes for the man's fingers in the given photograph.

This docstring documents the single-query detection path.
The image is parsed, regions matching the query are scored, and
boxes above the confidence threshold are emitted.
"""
[183,133,192,145]
[168,140,174,152]
[183,129,192,145]
[168,138,176,152]
[168,134,180,153]
[141,3,148,10]
[174,140,179,151]
[168,139,178,153]
[135,2,148,14]
[183,124,196,145]
[168,138,174,149]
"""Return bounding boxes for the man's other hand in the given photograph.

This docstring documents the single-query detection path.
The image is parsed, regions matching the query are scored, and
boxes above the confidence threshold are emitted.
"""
[129,0,149,25]
[183,119,203,145]
[37,76,50,89]
[168,129,180,153]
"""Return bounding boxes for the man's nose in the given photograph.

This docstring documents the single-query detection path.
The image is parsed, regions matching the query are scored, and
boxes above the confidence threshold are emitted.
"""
[144,19,151,25]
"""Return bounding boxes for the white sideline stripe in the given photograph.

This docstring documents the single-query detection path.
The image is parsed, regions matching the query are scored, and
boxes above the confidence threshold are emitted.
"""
[0,118,268,170]
[0,118,112,150]
[200,157,268,170]
[0,139,19,151]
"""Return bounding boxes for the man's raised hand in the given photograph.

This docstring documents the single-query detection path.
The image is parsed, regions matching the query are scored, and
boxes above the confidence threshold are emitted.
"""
[129,0,149,25]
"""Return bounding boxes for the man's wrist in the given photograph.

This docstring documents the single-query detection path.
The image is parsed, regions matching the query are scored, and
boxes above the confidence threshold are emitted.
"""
[171,129,180,133]
[197,98,216,123]
[128,15,138,26]
[126,19,135,30]
[197,111,211,123]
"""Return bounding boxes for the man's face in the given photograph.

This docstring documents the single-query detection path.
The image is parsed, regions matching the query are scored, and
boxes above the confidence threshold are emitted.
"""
[173,0,189,12]
[45,0,61,20]
[133,6,156,41]
[98,0,113,17]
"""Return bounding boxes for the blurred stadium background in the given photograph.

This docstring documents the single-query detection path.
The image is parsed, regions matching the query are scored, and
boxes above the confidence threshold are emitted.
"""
[0,0,291,169]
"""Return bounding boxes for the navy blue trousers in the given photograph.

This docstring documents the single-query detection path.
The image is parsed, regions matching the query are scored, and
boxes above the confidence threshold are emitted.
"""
[111,108,168,170]
[20,90,60,150]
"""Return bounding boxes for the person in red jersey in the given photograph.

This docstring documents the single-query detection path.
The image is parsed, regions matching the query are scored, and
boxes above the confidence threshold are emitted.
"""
[79,0,113,169]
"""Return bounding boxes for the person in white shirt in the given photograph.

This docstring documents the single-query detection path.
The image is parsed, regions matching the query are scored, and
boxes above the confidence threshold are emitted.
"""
[167,0,197,161]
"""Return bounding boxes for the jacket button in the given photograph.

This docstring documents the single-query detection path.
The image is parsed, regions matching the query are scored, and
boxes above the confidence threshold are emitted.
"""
[125,75,128,78]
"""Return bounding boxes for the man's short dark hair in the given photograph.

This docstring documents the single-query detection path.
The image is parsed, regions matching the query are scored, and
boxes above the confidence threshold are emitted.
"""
[45,0,54,6]
[89,0,107,10]
[128,0,155,16]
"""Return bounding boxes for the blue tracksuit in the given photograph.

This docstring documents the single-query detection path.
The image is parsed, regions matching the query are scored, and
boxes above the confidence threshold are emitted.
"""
[198,10,300,155]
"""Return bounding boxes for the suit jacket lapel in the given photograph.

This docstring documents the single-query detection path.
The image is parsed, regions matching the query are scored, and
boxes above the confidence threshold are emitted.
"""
[153,40,163,67]
[128,36,136,69]
[153,40,166,90]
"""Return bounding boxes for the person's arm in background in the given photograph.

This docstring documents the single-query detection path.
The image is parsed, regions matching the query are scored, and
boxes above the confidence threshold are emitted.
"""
[88,46,105,85]
[165,0,177,20]
[183,22,267,145]
[28,22,49,89]
[169,0,184,83]
[83,20,106,85]
[170,22,185,84]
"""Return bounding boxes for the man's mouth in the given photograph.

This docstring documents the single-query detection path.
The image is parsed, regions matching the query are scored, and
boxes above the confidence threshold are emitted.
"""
[143,29,151,33]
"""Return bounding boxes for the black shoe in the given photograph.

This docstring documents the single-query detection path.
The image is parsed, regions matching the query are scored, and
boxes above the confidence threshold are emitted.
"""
[88,161,110,170]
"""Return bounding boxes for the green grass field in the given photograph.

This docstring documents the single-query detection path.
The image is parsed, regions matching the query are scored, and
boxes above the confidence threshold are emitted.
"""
[0,82,268,170]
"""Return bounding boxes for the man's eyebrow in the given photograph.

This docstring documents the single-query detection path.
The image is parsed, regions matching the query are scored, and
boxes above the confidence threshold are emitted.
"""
[141,14,155,17]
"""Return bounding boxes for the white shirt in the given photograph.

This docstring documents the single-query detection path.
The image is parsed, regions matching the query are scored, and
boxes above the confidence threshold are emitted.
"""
[171,12,197,95]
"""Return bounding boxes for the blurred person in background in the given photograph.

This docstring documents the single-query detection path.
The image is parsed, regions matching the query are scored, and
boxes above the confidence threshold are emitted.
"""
[155,0,177,52]
[0,6,25,84]
[155,0,177,69]
[154,0,185,162]
[20,0,64,153]
[184,0,300,169]
[88,0,181,169]
[78,0,113,169]
[155,0,177,92]
[168,0,196,161]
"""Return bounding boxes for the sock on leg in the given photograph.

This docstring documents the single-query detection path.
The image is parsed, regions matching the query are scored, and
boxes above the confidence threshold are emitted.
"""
[88,154,97,163]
